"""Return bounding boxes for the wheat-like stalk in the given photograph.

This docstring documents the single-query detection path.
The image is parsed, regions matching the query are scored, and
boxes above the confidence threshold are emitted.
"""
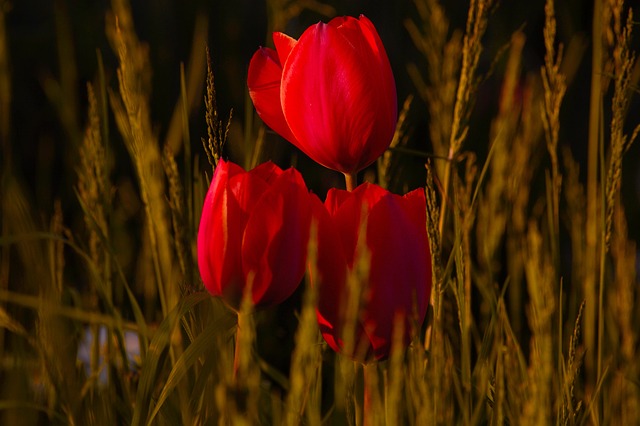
[405,0,461,182]
[284,228,322,426]
[604,5,640,251]
[607,198,640,423]
[522,222,557,426]
[541,0,566,262]
[377,95,413,191]
[107,0,178,316]
[202,47,232,171]
[77,83,110,286]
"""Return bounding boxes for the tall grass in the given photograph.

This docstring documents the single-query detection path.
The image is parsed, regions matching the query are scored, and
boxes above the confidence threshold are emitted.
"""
[1,0,639,424]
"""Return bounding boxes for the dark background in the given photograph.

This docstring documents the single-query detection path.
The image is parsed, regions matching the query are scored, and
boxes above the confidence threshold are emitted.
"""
[3,0,639,301]
[5,0,613,203]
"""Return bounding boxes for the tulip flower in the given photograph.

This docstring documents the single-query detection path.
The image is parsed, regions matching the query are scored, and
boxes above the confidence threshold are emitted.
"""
[197,159,312,309]
[311,183,431,362]
[247,15,397,177]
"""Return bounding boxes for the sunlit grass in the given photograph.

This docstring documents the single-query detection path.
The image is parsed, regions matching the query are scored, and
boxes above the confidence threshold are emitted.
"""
[1,0,639,424]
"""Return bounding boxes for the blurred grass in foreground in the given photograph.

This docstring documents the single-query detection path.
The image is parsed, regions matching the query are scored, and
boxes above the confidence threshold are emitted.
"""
[1,0,640,424]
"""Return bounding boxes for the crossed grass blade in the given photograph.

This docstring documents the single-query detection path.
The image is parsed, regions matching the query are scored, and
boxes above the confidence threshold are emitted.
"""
[131,291,216,426]
[146,302,236,425]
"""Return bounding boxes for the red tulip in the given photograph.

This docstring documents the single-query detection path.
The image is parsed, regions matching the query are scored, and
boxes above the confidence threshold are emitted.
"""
[311,183,431,362]
[248,15,397,174]
[197,159,312,308]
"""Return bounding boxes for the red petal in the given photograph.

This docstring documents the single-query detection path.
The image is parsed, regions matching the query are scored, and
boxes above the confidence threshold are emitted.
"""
[249,160,283,184]
[357,15,397,128]
[242,168,311,306]
[273,32,297,67]
[228,168,270,216]
[197,160,247,304]
[310,194,348,294]
[324,187,351,215]
[316,309,342,354]
[363,190,431,359]
[400,188,427,234]
[327,16,350,28]
[331,193,366,268]
[328,183,386,267]
[281,18,397,173]
[315,182,431,361]
[247,47,298,145]
[311,194,349,352]
[354,182,387,208]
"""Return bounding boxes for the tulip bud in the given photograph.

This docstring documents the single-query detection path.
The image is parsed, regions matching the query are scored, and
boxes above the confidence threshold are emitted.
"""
[311,183,431,361]
[248,15,397,174]
[197,160,313,309]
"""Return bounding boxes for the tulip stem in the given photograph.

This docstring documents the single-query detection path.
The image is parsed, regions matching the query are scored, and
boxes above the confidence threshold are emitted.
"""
[344,172,357,191]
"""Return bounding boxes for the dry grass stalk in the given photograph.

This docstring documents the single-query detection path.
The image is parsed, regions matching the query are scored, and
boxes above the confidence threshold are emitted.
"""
[422,160,449,423]
[562,148,588,321]
[202,47,232,171]
[540,0,566,253]
[477,31,525,279]
[377,95,413,191]
[36,202,80,424]
[561,300,585,426]
[424,160,442,348]
[284,229,322,426]
[438,0,494,234]
[405,0,461,181]
[0,180,46,426]
[163,15,208,156]
[214,279,260,425]
[452,156,477,416]
[162,146,190,289]
[594,0,640,409]
[505,75,542,337]
[107,0,178,315]
[235,280,261,424]
[3,1,640,424]
[363,363,383,426]
[342,211,372,363]
[607,199,640,423]
[603,5,640,250]
[492,300,529,424]
[77,83,110,287]
[522,222,557,426]
[385,316,405,424]
[584,0,605,394]
[424,161,442,292]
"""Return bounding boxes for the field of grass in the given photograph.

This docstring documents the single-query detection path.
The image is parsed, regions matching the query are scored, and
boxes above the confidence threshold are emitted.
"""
[1,0,639,424]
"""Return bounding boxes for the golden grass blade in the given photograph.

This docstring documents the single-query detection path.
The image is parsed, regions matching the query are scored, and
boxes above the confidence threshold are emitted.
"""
[164,14,208,156]
[146,309,236,425]
[284,226,322,425]
[107,0,178,316]
[131,291,215,426]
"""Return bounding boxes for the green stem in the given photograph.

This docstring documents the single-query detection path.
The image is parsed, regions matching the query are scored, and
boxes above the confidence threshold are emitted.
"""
[344,172,357,192]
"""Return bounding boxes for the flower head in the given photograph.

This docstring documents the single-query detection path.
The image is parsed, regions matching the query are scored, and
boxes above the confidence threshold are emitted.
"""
[248,15,397,174]
[197,159,313,308]
[311,183,431,361]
